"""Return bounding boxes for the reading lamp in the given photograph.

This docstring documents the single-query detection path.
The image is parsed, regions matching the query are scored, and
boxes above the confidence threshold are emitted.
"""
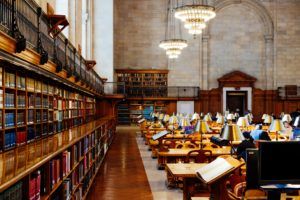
[281,114,292,123]
[163,114,170,123]
[191,113,200,121]
[268,119,285,141]
[195,120,211,149]
[262,114,267,120]
[179,117,191,130]
[221,124,245,155]
[263,115,273,126]
[216,116,225,125]
[226,114,235,124]
[237,117,249,131]
[203,114,212,123]
[168,115,179,134]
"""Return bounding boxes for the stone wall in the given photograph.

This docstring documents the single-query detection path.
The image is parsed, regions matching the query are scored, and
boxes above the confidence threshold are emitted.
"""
[114,0,300,89]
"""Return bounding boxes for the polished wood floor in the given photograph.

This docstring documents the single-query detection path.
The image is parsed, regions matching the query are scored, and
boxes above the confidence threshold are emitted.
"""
[87,127,153,200]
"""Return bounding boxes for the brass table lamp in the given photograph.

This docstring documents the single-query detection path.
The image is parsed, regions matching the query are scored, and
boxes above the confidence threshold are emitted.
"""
[268,119,285,141]
[195,120,211,149]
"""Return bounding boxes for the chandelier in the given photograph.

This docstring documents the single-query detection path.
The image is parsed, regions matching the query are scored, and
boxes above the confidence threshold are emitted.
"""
[175,1,216,35]
[159,0,188,59]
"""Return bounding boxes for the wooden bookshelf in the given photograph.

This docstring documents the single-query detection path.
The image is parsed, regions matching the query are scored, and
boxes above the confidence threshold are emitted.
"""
[0,117,116,199]
[115,69,168,97]
[0,63,114,200]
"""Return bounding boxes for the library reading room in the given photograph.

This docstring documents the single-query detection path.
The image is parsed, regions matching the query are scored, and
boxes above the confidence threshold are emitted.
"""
[0,0,300,200]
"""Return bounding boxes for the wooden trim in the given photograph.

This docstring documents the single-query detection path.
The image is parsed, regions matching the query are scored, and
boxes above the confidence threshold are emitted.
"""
[115,69,169,74]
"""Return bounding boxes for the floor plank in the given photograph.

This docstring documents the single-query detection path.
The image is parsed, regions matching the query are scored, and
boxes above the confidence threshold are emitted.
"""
[87,126,153,200]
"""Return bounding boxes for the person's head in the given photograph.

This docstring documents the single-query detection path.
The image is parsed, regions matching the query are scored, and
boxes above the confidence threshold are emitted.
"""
[153,117,158,122]
[283,121,290,128]
[243,131,254,142]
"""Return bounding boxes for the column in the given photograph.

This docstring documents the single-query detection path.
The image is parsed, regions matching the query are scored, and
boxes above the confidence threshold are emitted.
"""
[265,35,274,90]
[202,34,210,90]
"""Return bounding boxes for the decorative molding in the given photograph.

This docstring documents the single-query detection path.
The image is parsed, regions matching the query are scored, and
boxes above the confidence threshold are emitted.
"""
[218,70,257,88]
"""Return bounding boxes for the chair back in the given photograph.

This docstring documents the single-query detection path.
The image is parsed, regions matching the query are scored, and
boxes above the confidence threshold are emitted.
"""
[185,149,212,163]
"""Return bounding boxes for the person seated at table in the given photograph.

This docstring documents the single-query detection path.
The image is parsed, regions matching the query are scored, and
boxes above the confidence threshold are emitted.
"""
[237,132,256,161]
[250,124,271,141]
[150,117,163,128]
[280,121,293,140]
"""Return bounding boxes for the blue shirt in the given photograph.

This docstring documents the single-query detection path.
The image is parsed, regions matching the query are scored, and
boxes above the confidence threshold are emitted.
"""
[250,130,264,140]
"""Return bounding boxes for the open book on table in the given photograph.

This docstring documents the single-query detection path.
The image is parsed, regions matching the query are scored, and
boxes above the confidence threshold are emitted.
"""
[195,156,243,184]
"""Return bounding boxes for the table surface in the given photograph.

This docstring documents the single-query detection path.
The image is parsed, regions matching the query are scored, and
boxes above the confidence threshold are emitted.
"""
[158,147,231,157]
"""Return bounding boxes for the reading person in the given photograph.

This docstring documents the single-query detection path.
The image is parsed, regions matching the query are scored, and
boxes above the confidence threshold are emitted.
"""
[236,132,255,161]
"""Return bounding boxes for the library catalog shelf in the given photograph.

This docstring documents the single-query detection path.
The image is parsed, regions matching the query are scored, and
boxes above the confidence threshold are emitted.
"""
[0,117,116,200]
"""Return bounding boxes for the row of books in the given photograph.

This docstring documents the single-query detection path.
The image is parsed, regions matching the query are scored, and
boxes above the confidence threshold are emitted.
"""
[17,95,26,108]
[16,76,26,90]
[5,93,15,108]
[5,72,15,88]
[16,131,26,145]
[0,181,22,200]
[50,158,61,189]
[17,112,25,126]
[29,171,41,200]
[5,131,16,149]
[5,113,15,127]
[0,90,2,108]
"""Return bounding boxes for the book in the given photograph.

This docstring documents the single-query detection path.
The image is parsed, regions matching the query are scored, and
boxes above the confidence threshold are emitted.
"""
[152,130,169,140]
[195,156,242,184]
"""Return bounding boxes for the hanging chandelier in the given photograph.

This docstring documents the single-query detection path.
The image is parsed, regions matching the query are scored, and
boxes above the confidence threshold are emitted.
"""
[175,1,216,35]
[159,0,188,59]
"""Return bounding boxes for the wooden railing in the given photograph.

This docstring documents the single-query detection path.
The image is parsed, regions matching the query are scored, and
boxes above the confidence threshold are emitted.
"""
[0,0,103,95]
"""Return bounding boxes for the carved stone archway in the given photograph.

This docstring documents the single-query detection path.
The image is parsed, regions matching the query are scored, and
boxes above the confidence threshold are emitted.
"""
[202,0,275,90]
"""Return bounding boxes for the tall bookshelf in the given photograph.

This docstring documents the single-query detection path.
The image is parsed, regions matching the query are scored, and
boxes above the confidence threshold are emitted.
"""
[0,64,116,200]
[117,103,130,125]
[115,69,168,97]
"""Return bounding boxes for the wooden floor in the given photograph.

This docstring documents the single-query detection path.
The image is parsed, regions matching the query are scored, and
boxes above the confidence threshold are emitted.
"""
[87,127,153,200]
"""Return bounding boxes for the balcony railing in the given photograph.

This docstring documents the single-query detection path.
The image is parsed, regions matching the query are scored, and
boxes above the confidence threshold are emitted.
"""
[114,84,200,98]
[0,0,103,95]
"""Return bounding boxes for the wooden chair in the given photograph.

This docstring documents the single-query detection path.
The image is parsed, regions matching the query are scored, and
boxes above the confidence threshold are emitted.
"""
[185,149,213,163]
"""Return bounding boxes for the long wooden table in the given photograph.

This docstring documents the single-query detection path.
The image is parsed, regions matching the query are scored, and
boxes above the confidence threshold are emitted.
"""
[157,147,231,169]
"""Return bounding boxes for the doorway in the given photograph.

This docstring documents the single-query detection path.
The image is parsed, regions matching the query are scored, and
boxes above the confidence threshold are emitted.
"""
[226,91,247,116]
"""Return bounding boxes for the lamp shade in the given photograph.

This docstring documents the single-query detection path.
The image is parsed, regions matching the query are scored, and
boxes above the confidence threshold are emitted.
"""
[280,112,285,119]
[245,114,252,124]
[163,114,170,122]
[216,116,225,125]
[282,114,292,123]
[216,112,222,119]
[195,120,211,133]
[203,114,212,122]
[154,112,159,117]
[294,116,300,127]
[158,113,164,121]
[169,115,179,125]
[191,113,200,121]
[221,124,244,141]
[268,119,285,132]
[226,113,235,120]
[237,117,249,127]
[179,117,190,128]
[263,115,273,124]
[262,114,267,120]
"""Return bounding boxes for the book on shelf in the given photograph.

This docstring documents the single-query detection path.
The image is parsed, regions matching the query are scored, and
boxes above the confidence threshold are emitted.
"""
[17,112,25,125]
[28,110,34,124]
[0,89,3,108]
[17,76,26,90]
[29,170,41,200]
[0,181,23,200]
[5,93,15,108]
[4,131,16,149]
[0,67,2,87]
[16,131,26,145]
[62,151,71,177]
[5,112,15,127]
[27,78,35,92]
[5,72,15,88]
[17,95,26,108]
[27,126,35,141]
[195,156,243,184]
